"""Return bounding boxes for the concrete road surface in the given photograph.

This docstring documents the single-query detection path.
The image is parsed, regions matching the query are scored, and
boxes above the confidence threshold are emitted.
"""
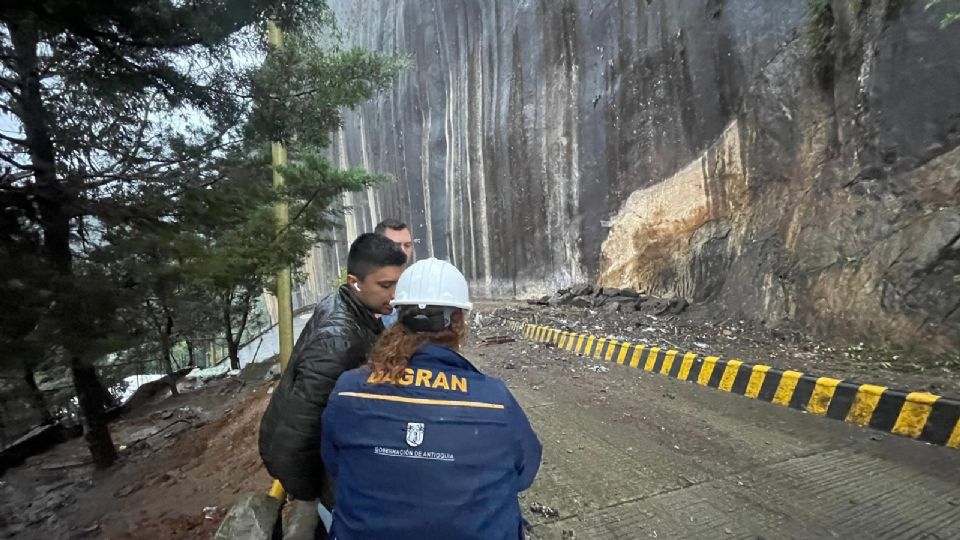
[466,340,960,539]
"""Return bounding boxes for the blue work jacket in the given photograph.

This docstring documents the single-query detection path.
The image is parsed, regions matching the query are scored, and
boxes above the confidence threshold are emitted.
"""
[321,343,542,540]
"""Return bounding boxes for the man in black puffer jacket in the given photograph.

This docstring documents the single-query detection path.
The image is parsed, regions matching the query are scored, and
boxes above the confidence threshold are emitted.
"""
[259,234,407,507]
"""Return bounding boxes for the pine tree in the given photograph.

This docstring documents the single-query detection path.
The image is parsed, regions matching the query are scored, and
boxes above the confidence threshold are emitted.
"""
[1,1,402,467]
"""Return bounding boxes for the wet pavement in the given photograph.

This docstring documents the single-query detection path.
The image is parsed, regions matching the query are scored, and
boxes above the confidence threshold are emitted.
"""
[467,337,960,539]
[233,303,960,538]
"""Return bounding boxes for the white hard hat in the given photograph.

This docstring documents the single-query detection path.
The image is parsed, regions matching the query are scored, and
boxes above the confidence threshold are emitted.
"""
[392,258,473,310]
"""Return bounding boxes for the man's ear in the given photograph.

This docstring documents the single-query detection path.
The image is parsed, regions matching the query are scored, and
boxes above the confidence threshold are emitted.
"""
[346,274,360,290]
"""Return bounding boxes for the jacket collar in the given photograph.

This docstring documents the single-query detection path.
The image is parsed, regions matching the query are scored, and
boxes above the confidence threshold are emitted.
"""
[410,343,481,373]
[337,284,383,333]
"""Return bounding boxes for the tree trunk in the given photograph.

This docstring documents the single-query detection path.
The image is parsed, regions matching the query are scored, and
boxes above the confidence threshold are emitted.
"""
[11,16,116,467]
[222,292,241,370]
[159,315,178,395]
[71,358,117,468]
[226,337,240,371]
[186,340,196,367]
[23,363,53,425]
[230,287,254,370]
[10,16,70,275]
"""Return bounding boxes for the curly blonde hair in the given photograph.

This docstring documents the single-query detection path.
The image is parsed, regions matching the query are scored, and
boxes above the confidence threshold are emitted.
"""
[368,312,467,382]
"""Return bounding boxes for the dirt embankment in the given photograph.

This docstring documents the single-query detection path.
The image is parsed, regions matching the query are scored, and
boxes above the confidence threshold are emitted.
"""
[0,376,273,539]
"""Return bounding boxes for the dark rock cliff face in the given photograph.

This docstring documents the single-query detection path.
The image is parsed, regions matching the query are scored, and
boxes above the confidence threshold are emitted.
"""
[295,0,960,354]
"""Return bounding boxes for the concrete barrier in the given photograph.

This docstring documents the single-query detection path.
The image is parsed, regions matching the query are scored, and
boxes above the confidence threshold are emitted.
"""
[520,322,960,450]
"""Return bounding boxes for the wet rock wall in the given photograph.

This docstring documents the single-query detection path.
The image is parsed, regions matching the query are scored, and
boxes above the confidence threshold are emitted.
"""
[291,0,960,353]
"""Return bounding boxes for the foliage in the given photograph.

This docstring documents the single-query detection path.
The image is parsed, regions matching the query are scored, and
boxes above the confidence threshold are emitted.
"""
[925,0,960,27]
[0,0,403,465]
[328,266,349,292]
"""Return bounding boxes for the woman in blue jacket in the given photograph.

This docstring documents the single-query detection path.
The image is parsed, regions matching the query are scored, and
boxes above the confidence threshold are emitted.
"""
[321,258,542,540]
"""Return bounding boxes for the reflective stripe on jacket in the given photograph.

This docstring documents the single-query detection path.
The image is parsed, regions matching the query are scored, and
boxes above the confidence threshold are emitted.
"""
[322,344,542,540]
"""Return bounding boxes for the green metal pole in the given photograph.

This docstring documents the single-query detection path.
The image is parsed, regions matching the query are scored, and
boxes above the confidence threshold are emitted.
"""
[267,20,294,374]
[267,19,293,502]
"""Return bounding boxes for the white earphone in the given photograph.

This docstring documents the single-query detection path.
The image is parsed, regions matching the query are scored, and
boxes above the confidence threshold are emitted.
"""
[352,283,361,292]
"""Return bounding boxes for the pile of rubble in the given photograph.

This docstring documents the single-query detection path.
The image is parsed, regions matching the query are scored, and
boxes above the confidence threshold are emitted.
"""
[528,284,688,316]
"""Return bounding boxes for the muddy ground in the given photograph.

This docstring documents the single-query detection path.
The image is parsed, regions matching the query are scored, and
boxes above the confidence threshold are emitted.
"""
[0,375,272,539]
[471,330,960,539]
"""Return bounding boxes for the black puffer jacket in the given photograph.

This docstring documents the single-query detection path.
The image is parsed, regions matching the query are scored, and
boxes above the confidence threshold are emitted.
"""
[259,285,383,500]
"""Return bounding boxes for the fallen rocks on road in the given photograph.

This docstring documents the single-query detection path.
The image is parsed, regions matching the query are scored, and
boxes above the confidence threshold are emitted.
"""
[482,289,960,399]
[213,492,281,540]
[529,502,560,519]
[478,335,516,345]
[529,284,689,316]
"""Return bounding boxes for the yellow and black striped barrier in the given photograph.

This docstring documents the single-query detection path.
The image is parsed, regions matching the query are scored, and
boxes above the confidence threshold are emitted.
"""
[520,323,960,450]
